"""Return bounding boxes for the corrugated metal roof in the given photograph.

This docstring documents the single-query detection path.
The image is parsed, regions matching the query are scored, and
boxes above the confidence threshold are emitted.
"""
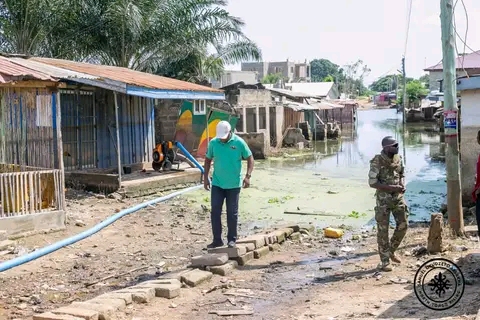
[285,82,335,97]
[268,88,315,98]
[425,51,480,71]
[8,57,100,81]
[283,101,319,111]
[309,100,344,110]
[31,57,222,93]
[0,56,55,83]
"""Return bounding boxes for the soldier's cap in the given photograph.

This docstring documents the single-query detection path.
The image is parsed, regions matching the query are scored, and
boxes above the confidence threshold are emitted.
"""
[381,136,398,147]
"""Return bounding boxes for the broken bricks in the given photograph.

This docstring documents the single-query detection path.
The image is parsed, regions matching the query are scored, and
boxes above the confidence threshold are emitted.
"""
[181,269,213,287]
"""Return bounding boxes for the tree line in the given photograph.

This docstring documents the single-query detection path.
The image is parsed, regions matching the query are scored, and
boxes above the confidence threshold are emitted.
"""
[0,0,262,83]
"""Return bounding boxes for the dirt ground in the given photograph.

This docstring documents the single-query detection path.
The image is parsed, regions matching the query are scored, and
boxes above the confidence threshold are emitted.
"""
[0,187,479,320]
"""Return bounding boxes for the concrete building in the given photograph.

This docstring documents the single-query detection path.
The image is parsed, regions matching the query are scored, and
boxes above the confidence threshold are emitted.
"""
[241,60,311,83]
[211,70,259,88]
[424,51,480,91]
[456,75,480,202]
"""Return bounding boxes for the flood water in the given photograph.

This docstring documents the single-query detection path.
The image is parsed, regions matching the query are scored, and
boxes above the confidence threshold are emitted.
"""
[186,108,446,230]
[297,108,446,222]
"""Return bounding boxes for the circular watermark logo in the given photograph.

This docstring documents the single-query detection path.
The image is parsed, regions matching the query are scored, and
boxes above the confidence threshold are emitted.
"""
[414,258,465,310]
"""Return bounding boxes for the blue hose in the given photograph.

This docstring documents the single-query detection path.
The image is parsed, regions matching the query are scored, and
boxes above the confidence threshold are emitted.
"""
[0,141,205,273]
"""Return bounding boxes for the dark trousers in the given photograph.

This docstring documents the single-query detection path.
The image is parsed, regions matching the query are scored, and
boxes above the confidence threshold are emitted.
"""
[476,197,480,235]
[211,185,241,243]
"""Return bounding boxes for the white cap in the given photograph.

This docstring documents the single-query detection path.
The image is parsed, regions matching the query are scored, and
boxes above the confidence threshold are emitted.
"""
[215,120,231,139]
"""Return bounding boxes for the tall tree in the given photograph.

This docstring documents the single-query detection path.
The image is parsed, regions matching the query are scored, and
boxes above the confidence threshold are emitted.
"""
[310,58,342,82]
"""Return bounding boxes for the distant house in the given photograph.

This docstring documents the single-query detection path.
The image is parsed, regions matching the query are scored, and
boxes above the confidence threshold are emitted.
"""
[241,60,311,83]
[284,82,339,100]
[424,51,480,91]
[211,70,259,89]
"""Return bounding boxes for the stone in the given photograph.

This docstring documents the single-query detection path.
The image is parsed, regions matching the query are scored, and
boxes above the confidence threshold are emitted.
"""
[0,239,15,251]
[237,235,266,248]
[237,243,255,252]
[265,233,278,244]
[69,302,114,320]
[207,260,238,276]
[134,279,181,299]
[33,313,84,320]
[94,292,133,305]
[290,232,301,241]
[51,307,99,320]
[254,246,270,259]
[86,299,126,311]
[181,269,213,287]
[236,251,254,266]
[427,213,443,253]
[207,246,246,258]
[0,231,7,241]
[114,288,155,303]
[269,243,281,251]
[190,253,228,267]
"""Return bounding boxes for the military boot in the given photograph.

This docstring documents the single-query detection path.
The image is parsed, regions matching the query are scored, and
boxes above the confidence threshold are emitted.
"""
[378,261,393,272]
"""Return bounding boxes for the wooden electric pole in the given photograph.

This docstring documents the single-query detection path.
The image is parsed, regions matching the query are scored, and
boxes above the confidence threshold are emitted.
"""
[440,0,464,236]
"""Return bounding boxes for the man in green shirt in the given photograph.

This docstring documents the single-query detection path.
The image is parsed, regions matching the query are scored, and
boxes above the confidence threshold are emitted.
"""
[204,120,254,248]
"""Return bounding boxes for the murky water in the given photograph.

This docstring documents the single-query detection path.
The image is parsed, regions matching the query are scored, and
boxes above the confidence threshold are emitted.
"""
[185,109,446,231]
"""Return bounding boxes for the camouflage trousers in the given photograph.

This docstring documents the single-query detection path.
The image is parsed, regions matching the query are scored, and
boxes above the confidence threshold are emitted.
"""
[375,193,409,263]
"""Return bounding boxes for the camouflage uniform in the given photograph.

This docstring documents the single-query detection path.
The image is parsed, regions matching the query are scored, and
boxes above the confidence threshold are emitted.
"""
[368,151,409,264]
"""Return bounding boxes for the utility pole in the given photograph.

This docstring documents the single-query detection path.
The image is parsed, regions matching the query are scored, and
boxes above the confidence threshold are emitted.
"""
[441,0,464,236]
[402,57,407,124]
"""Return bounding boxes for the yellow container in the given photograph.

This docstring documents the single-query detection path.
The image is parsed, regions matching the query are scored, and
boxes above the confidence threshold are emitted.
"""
[324,227,344,238]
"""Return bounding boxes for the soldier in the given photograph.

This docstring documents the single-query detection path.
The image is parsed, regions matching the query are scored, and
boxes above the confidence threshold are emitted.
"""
[368,136,408,272]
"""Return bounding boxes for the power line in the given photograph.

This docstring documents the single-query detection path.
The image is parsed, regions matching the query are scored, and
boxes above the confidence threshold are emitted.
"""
[403,0,414,57]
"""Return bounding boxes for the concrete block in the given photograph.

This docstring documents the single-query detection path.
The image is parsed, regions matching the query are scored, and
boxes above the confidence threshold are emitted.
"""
[181,269,213,287]
[33,313,84,320]
[290,232,301,241]
[134,279,181,299]
[0,240,15,251]
[158,269,191,281]
[51,306,99,320]
[94,292,133,305]
[69,302,114,320]
[281,228,294,237]
[269,243,281,251]
[86,299,126,311]
[299,224,316,233]
[285,224,300,233]
[254,246,270,259]
[236,251,254,266]
[207,246,246,258]
[114,287,155,303]
[237,235,266,248]
[273,230,286,243]
[265,233,278,244]
[207,260,238,276]
[190,253,229,267]
[237,243,255,252]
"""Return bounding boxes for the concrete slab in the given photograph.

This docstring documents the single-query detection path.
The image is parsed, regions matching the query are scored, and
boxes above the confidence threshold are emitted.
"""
[237,235,266,248]
[254,246,270,259]
[69,302,114,320]
[0,210,65,238]
[86,299,126,311]
[114,287,155,303]
[51,306,99,320]
[236,251,254,266]
[33,313,84,320]
[181,269,213,287]
[190,253,229,267]
[208,260,238,276]
[134,279,181,299]
[94,292,133,305]
[207,246,246,258]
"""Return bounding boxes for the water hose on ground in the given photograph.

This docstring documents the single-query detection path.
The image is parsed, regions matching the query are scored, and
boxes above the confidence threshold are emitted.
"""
[0,142,204,273]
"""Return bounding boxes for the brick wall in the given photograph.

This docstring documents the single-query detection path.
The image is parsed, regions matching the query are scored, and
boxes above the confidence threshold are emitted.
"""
[154,99,181,143]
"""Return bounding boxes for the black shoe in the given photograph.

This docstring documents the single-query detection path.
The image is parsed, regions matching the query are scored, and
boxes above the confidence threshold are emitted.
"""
[207,241,224,249]
[227,241,236,248]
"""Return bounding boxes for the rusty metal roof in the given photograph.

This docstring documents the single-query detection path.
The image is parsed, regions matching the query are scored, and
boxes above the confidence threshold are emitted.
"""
[31,57,222,93]
[0,56,55,83]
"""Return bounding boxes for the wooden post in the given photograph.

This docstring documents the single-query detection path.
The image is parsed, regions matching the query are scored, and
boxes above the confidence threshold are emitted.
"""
[114,92,122,184]
[242,107,247,132]
[427,213,444,253]
[441,0,464,236]
[56,91,66,211]
[255,106,260,132]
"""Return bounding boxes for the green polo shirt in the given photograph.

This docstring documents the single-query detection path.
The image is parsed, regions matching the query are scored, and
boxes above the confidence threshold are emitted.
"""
[206,134,253,189]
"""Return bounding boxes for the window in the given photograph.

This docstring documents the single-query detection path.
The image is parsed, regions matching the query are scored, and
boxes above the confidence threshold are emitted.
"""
[36,94,53,127]
[193,100,206,115]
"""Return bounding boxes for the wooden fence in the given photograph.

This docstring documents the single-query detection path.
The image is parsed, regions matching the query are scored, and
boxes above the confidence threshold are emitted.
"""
[0,168,64,217]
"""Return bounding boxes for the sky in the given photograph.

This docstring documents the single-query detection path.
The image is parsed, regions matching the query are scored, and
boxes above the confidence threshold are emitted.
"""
[225,0,480,85]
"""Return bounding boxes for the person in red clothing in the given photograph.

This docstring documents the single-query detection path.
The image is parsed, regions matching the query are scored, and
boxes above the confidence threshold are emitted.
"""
[472,130,480,236]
